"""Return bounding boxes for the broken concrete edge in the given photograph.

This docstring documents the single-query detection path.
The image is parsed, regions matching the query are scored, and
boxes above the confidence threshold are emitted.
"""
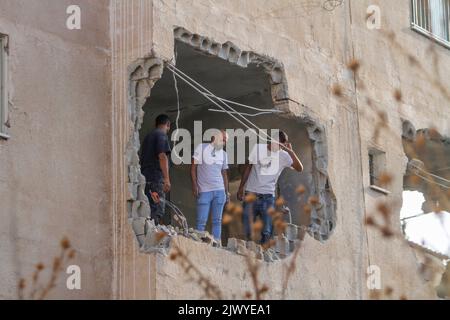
[277,112,337,242]
[135,219,310,263]
[125,26,338,260]
[401,119,417,142]
[173,26,289,102]
[131,214,309,262]
[402,118,450,180]
[402,118,449,144]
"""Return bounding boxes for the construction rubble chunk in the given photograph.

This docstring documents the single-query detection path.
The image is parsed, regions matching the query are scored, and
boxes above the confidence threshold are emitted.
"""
[133,215,308,261]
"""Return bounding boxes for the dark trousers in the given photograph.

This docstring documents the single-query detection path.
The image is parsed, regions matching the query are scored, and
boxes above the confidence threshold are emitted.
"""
[142,169,165,225]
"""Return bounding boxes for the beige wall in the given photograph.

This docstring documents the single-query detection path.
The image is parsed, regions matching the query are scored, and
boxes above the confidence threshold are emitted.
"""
[352,0,449,299]
[1,0,448,300]
[114,0,448,299]
[0,0,112,299]
[110,0,155,299]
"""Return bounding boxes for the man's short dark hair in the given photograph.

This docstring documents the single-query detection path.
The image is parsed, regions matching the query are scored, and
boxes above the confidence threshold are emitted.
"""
[267,130,288,145]
[279,130,288,144]
[155,114,170,127]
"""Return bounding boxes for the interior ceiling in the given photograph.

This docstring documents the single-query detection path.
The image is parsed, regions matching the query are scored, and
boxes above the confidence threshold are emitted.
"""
[142,41,273,124]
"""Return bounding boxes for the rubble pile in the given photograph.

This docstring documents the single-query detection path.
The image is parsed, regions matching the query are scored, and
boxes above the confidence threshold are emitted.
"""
[131,215,310,262]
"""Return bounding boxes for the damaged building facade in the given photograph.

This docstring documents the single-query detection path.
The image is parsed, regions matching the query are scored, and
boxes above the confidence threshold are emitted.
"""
[0,0,449,299]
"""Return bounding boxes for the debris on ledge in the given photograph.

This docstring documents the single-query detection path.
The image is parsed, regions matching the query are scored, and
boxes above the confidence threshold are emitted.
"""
[131,215,311,262]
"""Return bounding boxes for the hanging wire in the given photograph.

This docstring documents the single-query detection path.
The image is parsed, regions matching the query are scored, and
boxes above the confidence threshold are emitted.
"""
[172,46,181,141]
[203,93,285,114]
[413,171,450,189]
[207,109,280,117]
[166,63,283,146]
[170,46,185,165]
[409,162,450,186]
[415,164,450,184]
[435,166,450,172]
[167,64,264,132]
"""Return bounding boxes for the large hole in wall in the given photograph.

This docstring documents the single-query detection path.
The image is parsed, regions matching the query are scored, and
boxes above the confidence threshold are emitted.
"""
[127,28,337,259]
[140,41,319,243]
[400,121,450,293]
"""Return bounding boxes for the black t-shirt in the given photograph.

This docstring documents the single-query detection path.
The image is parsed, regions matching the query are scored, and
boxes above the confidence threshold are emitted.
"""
[140,128,171,181]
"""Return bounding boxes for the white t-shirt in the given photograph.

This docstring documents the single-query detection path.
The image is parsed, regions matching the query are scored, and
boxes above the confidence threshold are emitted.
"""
[245,144,293,195]
[193,143,229,193]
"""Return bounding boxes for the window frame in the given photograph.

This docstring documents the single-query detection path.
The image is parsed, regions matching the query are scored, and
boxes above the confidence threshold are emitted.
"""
[368,147,390,195]
[0,33,9,139]
[411,0,450,49]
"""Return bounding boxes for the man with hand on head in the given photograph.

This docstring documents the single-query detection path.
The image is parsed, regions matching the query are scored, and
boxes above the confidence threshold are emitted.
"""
[237,130,303,244]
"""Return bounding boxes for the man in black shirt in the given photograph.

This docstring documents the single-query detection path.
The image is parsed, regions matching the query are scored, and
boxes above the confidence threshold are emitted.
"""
[140,114,172,225]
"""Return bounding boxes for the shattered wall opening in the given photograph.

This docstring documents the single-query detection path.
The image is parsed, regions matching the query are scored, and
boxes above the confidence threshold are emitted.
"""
[402,120,450,215]
[126,27,337,260]
[400,120,450,291]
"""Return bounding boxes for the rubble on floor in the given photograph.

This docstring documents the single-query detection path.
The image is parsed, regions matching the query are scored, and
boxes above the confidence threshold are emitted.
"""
[131,213,311,262]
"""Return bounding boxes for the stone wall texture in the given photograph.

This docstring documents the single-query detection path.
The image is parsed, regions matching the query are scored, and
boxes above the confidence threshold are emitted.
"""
[0,0,112,299]
[1,0,448,299]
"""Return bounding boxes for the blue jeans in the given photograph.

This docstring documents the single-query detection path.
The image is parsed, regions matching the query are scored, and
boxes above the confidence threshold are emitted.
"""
[243,193,275,244]
[196,190,226,240]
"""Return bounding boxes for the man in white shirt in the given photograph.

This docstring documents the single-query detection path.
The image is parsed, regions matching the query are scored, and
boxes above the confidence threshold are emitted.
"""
[191,130,229,242]
[237,130,303,244]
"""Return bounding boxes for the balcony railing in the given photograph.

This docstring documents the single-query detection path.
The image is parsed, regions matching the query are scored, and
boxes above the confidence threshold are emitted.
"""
[411,0,450,49]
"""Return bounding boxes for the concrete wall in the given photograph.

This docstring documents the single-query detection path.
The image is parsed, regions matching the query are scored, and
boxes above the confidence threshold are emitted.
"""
[351,0,449,299]
[1,0,448,300]
[110,0,156,300]
[0,0,112,299]
[114,0,448,299]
